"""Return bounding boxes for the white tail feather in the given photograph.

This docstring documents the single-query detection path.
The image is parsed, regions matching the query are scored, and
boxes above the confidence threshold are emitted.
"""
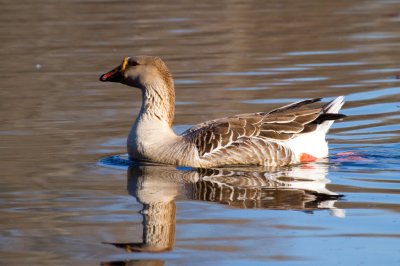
[319,95,345,133]
[287,96,345,160]
[324,95,345,114]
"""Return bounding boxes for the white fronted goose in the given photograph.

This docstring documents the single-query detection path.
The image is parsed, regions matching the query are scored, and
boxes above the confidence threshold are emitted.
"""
[100,56,345,167]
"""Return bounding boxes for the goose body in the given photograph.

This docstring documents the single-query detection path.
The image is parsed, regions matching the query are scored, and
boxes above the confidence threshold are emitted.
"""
[100,56,345,167]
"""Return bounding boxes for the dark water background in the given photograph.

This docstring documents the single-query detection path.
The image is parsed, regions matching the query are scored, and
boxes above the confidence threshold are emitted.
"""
[1,0,400,265]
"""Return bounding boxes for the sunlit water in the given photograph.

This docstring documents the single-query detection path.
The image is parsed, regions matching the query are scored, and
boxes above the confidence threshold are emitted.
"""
[1,0,400,265]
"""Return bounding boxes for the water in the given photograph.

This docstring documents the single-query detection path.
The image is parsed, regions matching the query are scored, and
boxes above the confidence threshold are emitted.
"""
[1,0,400,265]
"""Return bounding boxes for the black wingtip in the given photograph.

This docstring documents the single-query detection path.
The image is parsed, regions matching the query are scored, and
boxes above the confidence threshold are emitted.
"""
[287,98,323,110]
[314,113,346,124]
[269,98,323,114]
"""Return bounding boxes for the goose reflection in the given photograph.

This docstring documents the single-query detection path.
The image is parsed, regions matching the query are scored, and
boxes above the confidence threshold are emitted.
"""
[104,163,343,253]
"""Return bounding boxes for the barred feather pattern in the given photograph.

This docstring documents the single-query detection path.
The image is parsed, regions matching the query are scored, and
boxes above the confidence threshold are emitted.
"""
[182,98,345,167]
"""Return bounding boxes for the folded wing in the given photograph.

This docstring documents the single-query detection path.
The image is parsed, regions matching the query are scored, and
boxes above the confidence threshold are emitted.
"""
[181,98,345,165]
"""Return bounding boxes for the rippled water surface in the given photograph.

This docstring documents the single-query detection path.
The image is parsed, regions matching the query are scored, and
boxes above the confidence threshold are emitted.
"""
[1,0,400,265]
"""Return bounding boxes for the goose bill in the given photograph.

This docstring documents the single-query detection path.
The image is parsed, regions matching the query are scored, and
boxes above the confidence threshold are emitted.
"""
[99,66,124,82]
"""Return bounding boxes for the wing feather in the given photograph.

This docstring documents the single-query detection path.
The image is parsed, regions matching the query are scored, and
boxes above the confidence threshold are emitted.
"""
[260,121,304,133]
[294,113,320,124]
[181,98,345,157]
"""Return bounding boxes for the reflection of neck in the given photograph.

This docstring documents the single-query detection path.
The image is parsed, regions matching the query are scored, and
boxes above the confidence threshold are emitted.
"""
[141,201,176,252]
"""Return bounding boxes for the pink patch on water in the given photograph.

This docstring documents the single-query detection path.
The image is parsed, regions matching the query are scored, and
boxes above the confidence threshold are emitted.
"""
[336,151,357,156]
[334,151,373,162]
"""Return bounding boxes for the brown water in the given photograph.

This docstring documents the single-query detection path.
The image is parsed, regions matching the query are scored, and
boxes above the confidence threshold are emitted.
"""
[1,0,400,265]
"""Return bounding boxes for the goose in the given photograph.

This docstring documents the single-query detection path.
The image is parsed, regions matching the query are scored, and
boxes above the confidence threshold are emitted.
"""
[99,56,345,167]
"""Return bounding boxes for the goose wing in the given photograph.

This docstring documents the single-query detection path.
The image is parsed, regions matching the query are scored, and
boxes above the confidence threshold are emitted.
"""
[181,98,345,157]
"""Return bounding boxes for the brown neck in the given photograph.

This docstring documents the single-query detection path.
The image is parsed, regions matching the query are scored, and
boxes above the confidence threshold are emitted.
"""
[141,81,175,127]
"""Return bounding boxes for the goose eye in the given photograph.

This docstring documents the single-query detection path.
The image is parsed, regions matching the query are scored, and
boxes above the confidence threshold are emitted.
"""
[130,61,139,66]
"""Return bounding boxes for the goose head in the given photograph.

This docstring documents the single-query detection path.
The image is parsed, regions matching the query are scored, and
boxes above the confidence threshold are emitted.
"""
[100,56,176,126]
[99,56,173,92]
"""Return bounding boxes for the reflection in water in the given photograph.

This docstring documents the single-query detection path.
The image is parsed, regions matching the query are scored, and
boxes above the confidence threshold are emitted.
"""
[101,260,165,266]
[104,163,344,254]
